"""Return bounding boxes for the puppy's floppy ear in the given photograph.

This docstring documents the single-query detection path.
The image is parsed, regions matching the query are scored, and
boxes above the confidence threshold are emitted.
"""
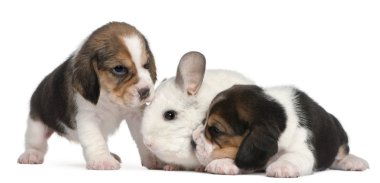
[235,126,278,170]
[72,51,100,105]
[142,36,157,83]
[175,51,206,96]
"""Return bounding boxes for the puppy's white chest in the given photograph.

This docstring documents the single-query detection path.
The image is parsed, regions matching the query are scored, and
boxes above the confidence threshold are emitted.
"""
[96,107,123,137]
[94,95,126,137]
[63,93,127,142]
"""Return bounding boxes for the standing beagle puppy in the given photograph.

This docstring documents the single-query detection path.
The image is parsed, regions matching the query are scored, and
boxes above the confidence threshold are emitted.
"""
[193,85,369,177]
[18,22,158,170]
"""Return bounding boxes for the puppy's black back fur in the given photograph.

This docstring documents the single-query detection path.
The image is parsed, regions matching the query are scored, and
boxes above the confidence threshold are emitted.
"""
[295,90,349,170]
[30,57,76,134]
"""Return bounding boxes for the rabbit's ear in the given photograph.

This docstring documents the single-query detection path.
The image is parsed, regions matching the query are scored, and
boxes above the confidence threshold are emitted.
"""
[175,51,206,96]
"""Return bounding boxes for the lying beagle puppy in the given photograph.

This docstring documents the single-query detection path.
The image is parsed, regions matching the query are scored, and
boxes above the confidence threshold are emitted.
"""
[193,84,369,177]
[18,22,158,170]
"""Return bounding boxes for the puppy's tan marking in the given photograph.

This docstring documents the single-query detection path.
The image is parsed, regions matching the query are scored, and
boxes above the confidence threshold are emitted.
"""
[206,113,249,160]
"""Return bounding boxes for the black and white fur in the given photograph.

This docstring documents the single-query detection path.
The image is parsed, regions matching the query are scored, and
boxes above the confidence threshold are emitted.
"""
[193,85,369,177]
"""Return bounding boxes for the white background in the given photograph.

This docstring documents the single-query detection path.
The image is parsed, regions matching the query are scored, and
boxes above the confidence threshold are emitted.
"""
[0,0,379,182]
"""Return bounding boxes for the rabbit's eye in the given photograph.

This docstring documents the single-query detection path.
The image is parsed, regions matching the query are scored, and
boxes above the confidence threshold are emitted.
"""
[164,110,177,120]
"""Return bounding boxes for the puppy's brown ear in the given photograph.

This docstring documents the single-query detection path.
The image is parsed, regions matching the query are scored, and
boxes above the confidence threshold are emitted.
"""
[235,126,278,170]
[72,53,100,105]
[175,51,206,96]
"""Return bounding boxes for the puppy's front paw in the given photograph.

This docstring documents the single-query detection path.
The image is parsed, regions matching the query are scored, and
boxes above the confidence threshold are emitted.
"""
[86,155,120,170]
[205,158,240,175]
[18,149,44,164]
[266,160,299,178]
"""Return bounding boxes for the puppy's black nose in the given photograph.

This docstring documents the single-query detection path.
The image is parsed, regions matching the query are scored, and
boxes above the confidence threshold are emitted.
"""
[138,88,150,100]
[191,139,196,149]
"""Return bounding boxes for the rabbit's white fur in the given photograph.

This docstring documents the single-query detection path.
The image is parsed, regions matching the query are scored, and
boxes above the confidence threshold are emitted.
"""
[141,70,253,169]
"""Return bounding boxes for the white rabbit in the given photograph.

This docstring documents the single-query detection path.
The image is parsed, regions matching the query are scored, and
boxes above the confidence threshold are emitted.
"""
[141,51,254,170]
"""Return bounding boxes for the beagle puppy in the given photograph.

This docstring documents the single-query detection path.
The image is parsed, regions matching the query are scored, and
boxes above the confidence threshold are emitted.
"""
[18,22,158,170]
[193,85,369,177]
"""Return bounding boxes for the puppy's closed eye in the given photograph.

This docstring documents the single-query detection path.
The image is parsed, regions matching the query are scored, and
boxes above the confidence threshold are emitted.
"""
[208,126,223,137]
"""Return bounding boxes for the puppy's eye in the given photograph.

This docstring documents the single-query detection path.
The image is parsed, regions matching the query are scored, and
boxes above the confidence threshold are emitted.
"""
[143,62,150,69]
[163,110,177,121]
[112,65,128,76]
[208,126,222,137]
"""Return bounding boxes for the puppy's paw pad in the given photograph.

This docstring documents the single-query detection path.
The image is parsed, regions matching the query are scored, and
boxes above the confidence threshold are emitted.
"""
[86,155,120,170]
[205,158,239,175]
[18,149,44,164]
[266,161,300,178]
[332,154,369,171]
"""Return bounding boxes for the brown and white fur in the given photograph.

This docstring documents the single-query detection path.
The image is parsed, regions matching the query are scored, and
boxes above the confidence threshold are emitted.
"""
[17,22,159,170]
[193,85,369,177]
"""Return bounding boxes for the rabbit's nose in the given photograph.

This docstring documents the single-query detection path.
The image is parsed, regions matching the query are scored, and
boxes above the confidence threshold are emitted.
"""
[143,138,153,148]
